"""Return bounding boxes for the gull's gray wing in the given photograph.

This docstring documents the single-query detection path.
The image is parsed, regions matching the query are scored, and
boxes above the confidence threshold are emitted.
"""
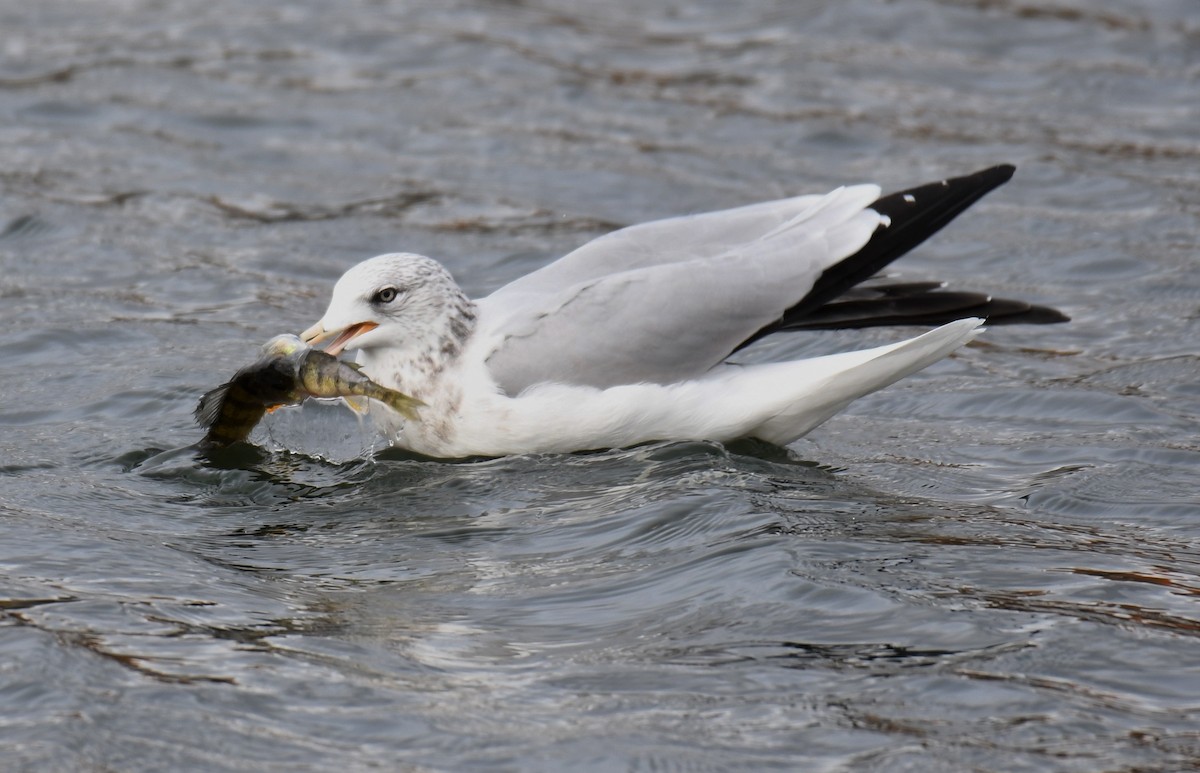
[479,164,1046,394]
[485,192,826,302]
[478,185,882,394]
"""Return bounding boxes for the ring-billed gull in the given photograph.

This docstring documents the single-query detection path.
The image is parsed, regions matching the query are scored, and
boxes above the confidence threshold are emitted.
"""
[301,165,1065,458]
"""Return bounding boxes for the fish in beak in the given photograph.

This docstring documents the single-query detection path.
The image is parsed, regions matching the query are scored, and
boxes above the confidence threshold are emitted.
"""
[301,321,379,357]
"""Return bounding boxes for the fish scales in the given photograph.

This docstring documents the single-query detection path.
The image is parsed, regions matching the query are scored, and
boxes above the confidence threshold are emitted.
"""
[195,335,423,447]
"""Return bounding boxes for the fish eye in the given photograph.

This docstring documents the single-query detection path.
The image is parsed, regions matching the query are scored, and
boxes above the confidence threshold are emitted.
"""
[372,286,400,304]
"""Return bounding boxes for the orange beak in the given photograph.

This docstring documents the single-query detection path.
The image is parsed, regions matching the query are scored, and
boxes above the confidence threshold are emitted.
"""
[301,321,379,356]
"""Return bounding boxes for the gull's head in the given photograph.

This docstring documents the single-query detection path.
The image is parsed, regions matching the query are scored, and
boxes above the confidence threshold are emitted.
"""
[301,253,470,356]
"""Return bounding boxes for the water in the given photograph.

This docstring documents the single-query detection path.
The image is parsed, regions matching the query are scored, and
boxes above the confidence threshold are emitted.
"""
[2,0,1198,770]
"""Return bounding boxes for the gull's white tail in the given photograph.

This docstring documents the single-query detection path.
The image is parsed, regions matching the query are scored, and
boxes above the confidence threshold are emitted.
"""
[479,318,985,456]
[715,318,984,445]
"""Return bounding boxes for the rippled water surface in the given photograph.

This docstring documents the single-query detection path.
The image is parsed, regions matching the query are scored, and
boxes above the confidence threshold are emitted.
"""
[2,1,1198,770]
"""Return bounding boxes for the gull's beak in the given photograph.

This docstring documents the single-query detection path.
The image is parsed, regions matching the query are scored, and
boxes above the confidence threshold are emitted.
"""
[301,321,331,346]
[301,321,379,357]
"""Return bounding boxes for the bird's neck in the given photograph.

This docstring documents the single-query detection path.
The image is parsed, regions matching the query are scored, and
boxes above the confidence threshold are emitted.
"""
[360,295,477,401]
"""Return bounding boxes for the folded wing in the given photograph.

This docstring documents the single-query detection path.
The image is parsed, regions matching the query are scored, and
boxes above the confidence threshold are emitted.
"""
[479,165,1058,395]
[479,185,883,394]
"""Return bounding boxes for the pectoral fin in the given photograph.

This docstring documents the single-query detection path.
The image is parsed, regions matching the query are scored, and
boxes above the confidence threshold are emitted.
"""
[342,395,372,415]
[382,392,425,422]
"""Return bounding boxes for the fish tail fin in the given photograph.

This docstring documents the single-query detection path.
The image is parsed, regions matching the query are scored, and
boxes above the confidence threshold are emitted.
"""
[194,382,231,428]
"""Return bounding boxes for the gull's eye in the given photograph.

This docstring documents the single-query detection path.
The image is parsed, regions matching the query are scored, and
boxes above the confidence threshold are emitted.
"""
[372,286,399,304]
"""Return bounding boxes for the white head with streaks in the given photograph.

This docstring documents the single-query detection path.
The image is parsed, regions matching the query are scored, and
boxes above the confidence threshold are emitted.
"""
[301,253,477,370]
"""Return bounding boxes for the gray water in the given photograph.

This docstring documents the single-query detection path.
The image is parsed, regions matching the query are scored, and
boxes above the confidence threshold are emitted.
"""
[2,1,1199,770]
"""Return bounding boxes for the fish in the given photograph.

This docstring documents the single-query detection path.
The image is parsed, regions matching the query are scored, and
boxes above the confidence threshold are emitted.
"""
[195,334,424,447]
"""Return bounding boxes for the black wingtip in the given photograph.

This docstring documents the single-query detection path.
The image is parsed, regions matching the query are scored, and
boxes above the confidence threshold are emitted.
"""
[732,165,1070,349]
[982,163,1015,185]
[780,164,1021,321]
[1001,305,1070,325]
[774,280,1069,331]
[867,164,1015,243]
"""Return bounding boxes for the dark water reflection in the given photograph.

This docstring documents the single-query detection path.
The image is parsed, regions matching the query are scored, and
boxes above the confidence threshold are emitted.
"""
[2,0,1199,770]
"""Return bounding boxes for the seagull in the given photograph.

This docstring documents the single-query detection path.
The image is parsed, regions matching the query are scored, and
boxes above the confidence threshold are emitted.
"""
[300,165,1065,458]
